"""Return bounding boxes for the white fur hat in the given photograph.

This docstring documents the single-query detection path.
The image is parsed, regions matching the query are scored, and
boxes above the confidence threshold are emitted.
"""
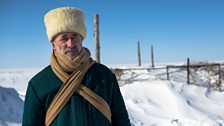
[44,7,86,42]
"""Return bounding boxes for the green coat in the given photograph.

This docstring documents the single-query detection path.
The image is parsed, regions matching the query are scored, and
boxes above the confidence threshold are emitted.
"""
[22,63,131,126]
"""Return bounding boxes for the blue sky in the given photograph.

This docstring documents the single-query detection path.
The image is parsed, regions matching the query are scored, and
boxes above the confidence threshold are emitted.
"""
[1,0,224,68]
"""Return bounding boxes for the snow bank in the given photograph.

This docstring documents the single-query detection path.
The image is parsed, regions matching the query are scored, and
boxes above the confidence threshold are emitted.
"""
[120,68,224,126]
[0,86,23,126]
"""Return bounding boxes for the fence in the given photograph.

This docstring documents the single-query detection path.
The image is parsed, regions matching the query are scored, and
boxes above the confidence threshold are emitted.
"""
[166,59,223,91]
[111,61,224,91]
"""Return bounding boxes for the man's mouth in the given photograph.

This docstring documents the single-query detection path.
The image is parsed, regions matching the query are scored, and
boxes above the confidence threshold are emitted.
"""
[64,49,78,54]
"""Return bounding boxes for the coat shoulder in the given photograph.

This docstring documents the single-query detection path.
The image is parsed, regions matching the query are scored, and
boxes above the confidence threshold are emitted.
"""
[90,63,114,76]
[29,65,60,87]
[29,65,51,81]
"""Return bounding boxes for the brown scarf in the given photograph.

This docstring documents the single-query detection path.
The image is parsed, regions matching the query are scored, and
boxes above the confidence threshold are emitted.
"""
[50,47,93,82]
[46,48,95,125]
[46,48,111,126]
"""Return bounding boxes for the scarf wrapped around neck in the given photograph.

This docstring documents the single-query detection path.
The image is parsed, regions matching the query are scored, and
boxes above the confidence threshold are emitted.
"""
[50,47,94,82]
[45,47,95,125]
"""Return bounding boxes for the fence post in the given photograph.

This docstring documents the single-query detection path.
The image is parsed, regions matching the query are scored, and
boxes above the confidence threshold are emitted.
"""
[187,58,190,84]
[166,66,169,80]
[94,14,100,63]
[137,41,141,66]
[218,64,221,91]
[151,45,155,68]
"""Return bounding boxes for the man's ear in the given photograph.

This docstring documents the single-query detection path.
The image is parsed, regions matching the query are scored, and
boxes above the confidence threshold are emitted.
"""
[52,43,56,51]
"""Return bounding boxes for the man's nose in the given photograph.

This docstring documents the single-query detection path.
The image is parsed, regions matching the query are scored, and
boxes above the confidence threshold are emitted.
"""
[67,38,74,48]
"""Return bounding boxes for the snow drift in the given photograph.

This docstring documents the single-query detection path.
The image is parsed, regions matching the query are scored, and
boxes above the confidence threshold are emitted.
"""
[0,86,23,126]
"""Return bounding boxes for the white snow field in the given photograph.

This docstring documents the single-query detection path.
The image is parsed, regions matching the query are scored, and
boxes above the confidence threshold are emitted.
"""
[0,64,224,126]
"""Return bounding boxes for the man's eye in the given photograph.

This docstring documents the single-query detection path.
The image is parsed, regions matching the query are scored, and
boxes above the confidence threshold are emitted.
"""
[60,38,68,42]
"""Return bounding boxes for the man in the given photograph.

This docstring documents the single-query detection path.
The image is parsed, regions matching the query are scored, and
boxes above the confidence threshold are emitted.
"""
[22,7,131,126]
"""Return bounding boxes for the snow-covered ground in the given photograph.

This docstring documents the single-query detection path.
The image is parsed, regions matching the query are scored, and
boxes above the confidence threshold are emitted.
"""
[0,64,224,126]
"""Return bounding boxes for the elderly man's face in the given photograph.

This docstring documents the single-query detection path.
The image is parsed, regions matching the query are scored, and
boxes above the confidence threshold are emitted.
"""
[52,32,83,60]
